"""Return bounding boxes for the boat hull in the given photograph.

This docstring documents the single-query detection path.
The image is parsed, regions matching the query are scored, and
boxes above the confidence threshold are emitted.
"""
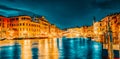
[102,49,120,59]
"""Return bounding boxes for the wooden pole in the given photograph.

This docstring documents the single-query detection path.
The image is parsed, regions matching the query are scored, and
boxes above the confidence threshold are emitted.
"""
[107,17,114,59]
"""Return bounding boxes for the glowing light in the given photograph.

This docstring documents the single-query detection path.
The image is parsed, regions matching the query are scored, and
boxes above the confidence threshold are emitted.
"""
[9,47,13,50]
[93,44,99,49]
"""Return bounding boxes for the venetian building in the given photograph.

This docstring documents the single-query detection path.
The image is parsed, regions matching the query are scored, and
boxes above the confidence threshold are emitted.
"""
[118,23,120,44]
[81,26,88,37]
[101,13,120,44]
[86,26,93,38]
[105,14,120,44]
[93,22,101,36]
[0,16,10,38]
[9,16,48,38]
[49,24,62,38]
[109,15,118,44]
[93,21,104,42]
[39,16,51,37]
[9,16,33,38]
[101,17,109,43]
[64,27,81,38]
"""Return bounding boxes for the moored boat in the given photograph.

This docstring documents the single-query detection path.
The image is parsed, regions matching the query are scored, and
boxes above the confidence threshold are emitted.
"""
[102,49,120,59]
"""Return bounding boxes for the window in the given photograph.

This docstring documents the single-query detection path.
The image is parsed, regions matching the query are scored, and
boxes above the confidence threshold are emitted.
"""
[10,24,11,26]
[10,18,15,22]
[32,24,33,26]
[20,23,22,26]
[16,18,18,20]
[12,24,14,26]
[100,23,102,26]
[23,23,25,26]
[22,17,25,20]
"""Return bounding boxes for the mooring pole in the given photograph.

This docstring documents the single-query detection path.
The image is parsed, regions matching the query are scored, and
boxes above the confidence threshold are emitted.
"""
[107,17,114,59]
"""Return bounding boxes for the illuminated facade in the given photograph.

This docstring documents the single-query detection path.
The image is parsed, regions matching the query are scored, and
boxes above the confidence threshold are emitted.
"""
[64,13,120,43]
[0,15,63,39]
[0,16,10,38]
[8,16,47,38]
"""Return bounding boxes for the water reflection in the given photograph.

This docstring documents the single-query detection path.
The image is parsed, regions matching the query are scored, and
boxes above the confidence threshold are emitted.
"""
[0,38,102,59]
[38,39,59,59]
[21,40,32,59]
[0,42,21,59]
[57,38,102,59]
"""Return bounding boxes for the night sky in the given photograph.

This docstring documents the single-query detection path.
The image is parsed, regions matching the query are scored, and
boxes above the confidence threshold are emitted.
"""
[0,0,120,29]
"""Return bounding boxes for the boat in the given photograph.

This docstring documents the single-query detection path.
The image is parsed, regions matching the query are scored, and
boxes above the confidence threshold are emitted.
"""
[102,49,120,59]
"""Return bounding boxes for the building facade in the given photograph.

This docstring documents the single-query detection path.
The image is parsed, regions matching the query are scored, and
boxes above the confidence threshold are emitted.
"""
[0,16,62,39]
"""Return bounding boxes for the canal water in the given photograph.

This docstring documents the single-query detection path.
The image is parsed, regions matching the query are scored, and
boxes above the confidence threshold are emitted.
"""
[0,38,102,59]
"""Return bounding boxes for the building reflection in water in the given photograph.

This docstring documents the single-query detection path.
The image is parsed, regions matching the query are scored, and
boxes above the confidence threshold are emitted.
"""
[0,41,21,59]
[21,40,32,59]
[57,38,102,59]
[0,38,102,59]
[38,38,59,59]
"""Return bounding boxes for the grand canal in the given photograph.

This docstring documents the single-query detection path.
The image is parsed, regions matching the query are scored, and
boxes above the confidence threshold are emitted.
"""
[0,38,102,59]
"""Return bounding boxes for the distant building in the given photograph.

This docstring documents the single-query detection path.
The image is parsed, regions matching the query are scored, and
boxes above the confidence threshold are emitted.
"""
[64,13,120,43]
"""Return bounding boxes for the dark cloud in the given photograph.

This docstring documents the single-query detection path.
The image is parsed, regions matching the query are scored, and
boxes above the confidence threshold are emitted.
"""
[0,4,20,11]
[0,0,120,29]
[92,0,120,10]
[0,4,41,17]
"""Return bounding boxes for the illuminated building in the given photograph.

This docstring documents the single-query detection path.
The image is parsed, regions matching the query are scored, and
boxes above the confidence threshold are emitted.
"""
[64,13,120,43]
[0,16,10,38]
[0,15,63,39]
[64,27,81,38]
[9,16,54,38]
[87,26,93,37]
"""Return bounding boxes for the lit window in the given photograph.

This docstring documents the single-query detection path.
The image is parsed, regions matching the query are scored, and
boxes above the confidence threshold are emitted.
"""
[16,18,18,20]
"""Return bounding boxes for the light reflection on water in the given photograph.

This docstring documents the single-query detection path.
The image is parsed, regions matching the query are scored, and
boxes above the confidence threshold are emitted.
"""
[0,38,102,59]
